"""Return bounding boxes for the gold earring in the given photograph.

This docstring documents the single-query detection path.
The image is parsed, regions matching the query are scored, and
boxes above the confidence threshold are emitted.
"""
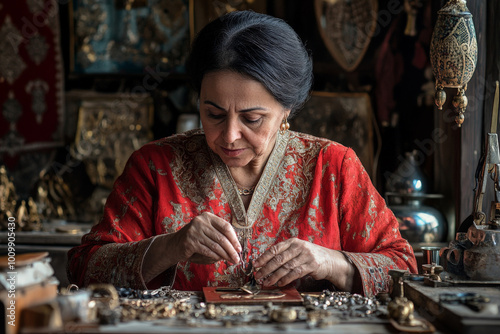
[280,118,290,134]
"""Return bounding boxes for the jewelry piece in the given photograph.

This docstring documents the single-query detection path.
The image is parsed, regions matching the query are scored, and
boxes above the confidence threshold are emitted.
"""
[270,307,298,322]
[237,185,255,196]
[280,118,290,134]
[220,294,242,299]
[249,292,286,300]
[240,260,261,295]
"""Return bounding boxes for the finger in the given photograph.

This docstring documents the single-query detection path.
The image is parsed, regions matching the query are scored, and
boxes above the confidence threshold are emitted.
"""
[191,242,225,263]
[261,256,310,287]
[190,213,241,264]
[253,239,298,279]
[253,239,293,269]
[209,215,242,254]
[262,262,313,287]
[268,263,313,287]
[200,228,240,264]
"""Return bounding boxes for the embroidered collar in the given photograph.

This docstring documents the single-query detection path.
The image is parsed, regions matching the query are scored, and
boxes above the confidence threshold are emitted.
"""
[209,131,290,228]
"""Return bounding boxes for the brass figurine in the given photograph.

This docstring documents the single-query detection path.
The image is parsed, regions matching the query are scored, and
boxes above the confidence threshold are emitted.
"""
[27,197,42,231]
[36,171,76,221]
[14,198,43,231]
[430,0,477,127]
[0,165,17,230]
[388,280,416,326]
[0,165,44,231]
[388,279,434,332]
[16,200,28,230]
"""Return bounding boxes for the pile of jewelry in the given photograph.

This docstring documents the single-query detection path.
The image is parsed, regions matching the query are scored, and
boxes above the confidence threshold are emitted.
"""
[117,286,194,322]
[185,302,283,328]
[117,286,194,301]
[302,290,383,319]
[111,286,386,329]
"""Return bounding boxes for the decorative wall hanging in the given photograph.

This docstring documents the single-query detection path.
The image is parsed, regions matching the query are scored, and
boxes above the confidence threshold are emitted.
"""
[290,92,379,182]
[430,0,477,127]
[0,1,65,197]
[69,92,153,220]
[70,0,190,74]
[314,0,378,72]
[71,93,154,189]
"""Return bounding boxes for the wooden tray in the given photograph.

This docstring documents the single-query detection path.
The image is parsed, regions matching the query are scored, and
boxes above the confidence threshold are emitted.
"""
[203,286,303,305]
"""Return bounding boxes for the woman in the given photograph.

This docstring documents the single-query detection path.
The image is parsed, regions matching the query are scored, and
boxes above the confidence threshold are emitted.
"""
[68,11,417,297]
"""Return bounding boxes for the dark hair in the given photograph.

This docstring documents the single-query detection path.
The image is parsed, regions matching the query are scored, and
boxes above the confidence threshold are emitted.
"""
[186,10,313,117]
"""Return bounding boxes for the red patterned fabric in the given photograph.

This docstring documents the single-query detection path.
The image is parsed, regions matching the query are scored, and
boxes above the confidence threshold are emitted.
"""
[68,130,417,297]
[0,1,64,164]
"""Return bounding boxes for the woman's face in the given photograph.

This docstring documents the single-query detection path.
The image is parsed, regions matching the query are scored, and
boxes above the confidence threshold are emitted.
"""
[200,70,289,169]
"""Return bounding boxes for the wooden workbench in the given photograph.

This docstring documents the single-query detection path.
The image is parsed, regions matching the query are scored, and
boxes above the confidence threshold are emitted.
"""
[18,291,452,334]
[405,280,500,334]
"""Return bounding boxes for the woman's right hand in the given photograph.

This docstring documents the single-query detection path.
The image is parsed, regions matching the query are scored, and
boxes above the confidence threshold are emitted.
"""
[173,212,242,265]
[142,212,241,283]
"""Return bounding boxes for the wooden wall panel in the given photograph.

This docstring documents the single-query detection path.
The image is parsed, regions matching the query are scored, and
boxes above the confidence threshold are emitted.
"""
[478,0,500,227]
[434,0,487,238]
[459,0,486,226]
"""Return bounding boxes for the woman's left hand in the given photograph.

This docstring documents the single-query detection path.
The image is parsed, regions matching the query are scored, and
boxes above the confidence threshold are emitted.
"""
[252,238,356,291]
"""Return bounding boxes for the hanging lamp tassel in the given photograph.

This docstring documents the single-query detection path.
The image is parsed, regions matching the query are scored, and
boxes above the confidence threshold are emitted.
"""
[435,84,446,110]
[452,85,468,127]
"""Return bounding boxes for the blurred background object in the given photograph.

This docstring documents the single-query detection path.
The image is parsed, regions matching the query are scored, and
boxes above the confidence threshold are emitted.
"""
[386,150,447,244]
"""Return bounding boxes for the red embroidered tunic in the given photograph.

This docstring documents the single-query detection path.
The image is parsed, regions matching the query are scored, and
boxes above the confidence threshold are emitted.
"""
[68,130,417,297]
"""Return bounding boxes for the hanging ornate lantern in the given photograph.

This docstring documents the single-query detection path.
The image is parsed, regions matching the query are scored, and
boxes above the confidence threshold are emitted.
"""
[430,0,477,127]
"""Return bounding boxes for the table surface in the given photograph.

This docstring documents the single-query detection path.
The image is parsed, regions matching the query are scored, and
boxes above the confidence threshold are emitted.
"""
[94,320,409,334]
[23,312,445,334]
[0,221,91,245]
[18,291,453,334]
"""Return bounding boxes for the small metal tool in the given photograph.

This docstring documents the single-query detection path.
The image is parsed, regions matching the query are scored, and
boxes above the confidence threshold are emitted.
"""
[439,292,490,312]
[240,260,261,295]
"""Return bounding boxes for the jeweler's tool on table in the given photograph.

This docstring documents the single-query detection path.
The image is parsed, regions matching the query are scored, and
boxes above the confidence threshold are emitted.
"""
[240,255,261,294]
[215,250,261,295]
[439,292,490,312]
